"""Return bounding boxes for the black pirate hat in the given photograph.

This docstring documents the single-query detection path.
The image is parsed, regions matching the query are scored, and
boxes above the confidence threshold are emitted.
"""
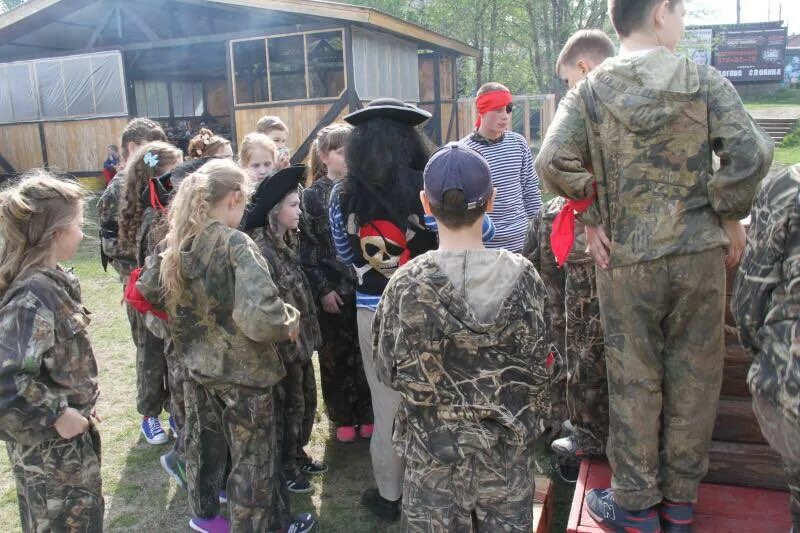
[147,156,214,210]
[344,98,431,126]
[243,165,307,230]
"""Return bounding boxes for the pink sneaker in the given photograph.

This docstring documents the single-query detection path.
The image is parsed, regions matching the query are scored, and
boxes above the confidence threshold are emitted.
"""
[336,426,356,443]
[189,516,230,533]
[358,424,374,439]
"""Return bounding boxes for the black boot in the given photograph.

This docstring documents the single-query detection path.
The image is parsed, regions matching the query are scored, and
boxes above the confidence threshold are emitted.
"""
[361,488,401,522]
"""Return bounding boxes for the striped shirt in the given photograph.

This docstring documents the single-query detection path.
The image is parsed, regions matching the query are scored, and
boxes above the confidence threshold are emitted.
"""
[329,183,495,310]
[462,130,542,253]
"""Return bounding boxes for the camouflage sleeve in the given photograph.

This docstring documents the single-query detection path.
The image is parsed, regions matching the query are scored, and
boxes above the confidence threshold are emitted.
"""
[534,90,596,203]
[522,216,542,272]
[372,276,406,390]
[136,253,165,310]
[0,292,68,440]
[231,235,300,343]
[299,186,334,300]
[732,171,798,356]
[707,71,774,220]
[520,266,553,437]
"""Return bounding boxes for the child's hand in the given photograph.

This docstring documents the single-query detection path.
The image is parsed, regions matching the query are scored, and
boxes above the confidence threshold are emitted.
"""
[288,322,300,343]
[585,225,611,269]
[54,407,89,439]
[276,150,291,171]
[722,219,746,269]
[321,291,343,314]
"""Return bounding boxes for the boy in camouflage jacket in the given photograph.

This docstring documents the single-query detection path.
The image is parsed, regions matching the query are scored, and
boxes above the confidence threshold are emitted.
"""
[374,143,551,532]
[733,164,800,531]
[535,1,773,530]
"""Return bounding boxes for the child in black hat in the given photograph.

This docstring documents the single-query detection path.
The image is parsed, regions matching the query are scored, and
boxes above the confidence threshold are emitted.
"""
[372,142,551,531]
[244,167,326,495]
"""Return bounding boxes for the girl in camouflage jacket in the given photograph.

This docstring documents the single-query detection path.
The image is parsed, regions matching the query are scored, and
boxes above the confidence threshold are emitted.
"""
[0,172,103,532]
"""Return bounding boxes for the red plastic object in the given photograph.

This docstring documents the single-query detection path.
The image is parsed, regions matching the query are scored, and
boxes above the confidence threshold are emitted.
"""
[567,459,792,533]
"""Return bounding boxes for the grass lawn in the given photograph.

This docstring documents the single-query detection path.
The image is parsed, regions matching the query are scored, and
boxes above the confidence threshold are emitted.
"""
[775,145,800,166]
[742,88,800,109]
[0,196,574,531]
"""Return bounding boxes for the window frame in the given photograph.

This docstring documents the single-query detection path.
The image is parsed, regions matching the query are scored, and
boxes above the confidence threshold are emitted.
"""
[229,28,348,107]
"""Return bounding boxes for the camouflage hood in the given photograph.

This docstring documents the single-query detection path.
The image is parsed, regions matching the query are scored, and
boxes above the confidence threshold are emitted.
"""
[590,48,700,134]
[179,222,227,280]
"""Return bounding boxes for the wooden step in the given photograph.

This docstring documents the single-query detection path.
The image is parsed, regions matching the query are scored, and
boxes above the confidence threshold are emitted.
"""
[568,459,792,533]
[706,440,787,490]
[713,396,766,444]
[533,475,553,533]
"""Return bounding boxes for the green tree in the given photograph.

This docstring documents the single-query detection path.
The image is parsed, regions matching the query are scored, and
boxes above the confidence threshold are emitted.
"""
[0,0,26,13]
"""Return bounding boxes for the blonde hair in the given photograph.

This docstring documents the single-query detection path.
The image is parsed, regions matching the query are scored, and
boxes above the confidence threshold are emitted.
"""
[159,159,250,311]
[187,128,231,159]
[477,82,510,96]
[119,141,183,252]
[238,133,277,168]
[0,171,85,297]
[555,29,616,74]
[255,115,288,134]
[308,123,352,186]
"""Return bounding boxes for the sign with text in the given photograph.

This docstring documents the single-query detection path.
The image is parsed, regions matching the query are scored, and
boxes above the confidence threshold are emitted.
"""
[715,27,787,82]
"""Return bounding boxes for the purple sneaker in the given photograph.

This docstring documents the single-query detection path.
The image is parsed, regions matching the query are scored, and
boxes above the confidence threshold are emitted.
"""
[189,516,230,533]
[586,488,661,533]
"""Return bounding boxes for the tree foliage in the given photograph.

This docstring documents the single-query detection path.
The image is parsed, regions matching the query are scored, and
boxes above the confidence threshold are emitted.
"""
[351,0,610,95]
[0,0,26,13]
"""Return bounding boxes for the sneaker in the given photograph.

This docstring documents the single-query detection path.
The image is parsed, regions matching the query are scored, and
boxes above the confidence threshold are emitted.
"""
[286,472,313,494]
[218,490,227,504]
[336,426,357,443]
[361,488,401,522]
[189,516,230,533]
[551,435,598,459]
[286,512,315,533]
[358,423,374,439]
[562,419,576,434]
[586,488,661,533]
[160,449,187,490]
[141,416,169,445]
[299,460,328,476]
[168,415,178,438]
[658,500,693,533]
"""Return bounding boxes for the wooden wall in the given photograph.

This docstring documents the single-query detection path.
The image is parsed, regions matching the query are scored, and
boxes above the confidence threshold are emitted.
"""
[43,117,128,174]
[234,102,347,153]
[0,123,44,171]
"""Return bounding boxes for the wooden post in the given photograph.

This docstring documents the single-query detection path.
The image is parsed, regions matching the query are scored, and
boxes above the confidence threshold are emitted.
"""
[452,56,460,140]
[344,25,358,112]
[38,122,48,169]
[225,41,238,150]
[432,52,442,145]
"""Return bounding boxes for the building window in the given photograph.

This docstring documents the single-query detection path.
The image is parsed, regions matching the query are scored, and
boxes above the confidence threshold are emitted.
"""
[134,80,170,118]
[0,51,127,124]
[231,29,346,105]
[172,81,204,117]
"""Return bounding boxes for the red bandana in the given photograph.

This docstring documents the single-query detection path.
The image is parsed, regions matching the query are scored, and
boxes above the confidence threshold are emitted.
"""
[475,90,512,128]
[550,184,596,268]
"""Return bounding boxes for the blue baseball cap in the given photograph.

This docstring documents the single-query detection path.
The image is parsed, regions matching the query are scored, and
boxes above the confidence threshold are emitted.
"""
[423,142,493,210]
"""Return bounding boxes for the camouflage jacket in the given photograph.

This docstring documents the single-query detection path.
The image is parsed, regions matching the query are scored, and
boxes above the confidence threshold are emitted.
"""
[0,267,99,445]
[536,48,773,268]
[97,173,136,279]
[249,227,321,365]
[137,222,299,389]
[732,165,800,423]
[373,250,551,465]
[299,177,356,300]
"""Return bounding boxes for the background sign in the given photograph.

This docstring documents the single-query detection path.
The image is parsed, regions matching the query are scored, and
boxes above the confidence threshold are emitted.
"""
[714,27,787,82]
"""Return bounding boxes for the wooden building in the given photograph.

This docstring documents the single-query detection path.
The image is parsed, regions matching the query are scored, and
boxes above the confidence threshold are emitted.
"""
[0,0,479,180]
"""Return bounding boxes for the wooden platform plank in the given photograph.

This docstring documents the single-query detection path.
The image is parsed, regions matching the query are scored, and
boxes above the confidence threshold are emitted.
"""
[532,475,552,533]
[713,397,767,444]
[568,460,792,533]
[706,441,787,490]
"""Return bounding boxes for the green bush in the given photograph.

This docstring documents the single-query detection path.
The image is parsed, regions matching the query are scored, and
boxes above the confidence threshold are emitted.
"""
[780,127,800,149]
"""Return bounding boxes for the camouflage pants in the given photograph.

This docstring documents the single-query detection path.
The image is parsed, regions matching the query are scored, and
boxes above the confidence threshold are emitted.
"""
[184,379,291,532]
[545,283,568,441]
[164,338,186,459]
[401,441,536,532]
[752,393,800,529]
[564,261,608,455]
[7,426,104,533]
[317,295,373,427]
[276,359,317,476]
[132,309,169,418]
[596,248,725,510]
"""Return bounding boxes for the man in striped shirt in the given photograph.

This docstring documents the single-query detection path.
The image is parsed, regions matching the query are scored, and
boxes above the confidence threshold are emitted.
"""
[462,82,542,253]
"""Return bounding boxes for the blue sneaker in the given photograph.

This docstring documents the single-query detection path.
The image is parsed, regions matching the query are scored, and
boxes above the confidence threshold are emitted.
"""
[286,512,315,533]
[189,516,229,533]
[218,490,227,504]
[658,500,693,533]
[160,449,187,490]
[141,416,169,445]
[168,415,178,438]
[586,488,661,533]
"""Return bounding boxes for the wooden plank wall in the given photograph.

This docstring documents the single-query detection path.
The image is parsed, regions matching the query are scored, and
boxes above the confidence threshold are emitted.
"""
[234,102,347,154]
[44,117,128,173]
[0,123,44,171]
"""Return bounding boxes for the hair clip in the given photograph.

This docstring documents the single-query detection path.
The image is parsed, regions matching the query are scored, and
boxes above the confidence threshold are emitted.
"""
[143,152,159,168]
